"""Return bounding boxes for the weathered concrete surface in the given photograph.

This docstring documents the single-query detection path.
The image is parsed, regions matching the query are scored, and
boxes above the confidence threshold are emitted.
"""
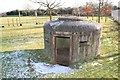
[44,17,102,65]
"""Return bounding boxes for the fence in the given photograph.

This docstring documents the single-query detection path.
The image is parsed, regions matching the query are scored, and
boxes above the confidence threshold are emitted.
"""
[0,16,111,27]
[0,16,58,27]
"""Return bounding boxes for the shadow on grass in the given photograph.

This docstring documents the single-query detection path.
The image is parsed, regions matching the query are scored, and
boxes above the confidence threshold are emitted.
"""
[94,53,119,60]
[71,52,119,68]
[75,52,119,64]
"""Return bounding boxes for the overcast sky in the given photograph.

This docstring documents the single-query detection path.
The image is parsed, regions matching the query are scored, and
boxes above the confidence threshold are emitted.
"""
[0,0,119,13]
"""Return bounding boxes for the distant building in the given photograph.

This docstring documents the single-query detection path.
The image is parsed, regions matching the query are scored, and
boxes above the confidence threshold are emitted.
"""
[0,12,7,17]
[111,1,120,23]
[111,10,120,23]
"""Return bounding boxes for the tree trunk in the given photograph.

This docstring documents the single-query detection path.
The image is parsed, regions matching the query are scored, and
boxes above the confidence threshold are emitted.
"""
[105,16,107,22]
[98,0,101,23]
[87,13,88,19]
[92,14,94,20]
[49,10,52,21]
[50,14,52,21]
[101,14,103,19]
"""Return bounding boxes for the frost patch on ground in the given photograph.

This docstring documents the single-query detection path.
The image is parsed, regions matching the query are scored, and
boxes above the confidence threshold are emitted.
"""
[2,50,75,78]
[32,63,74,74]
[0,53,3,78]
[91,62,102,66]
[109,57,114,61]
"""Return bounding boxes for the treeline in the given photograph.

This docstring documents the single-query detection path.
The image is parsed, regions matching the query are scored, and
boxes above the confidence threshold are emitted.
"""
[6,9,49,16]
[6,8,74,16]
[3,5,120,17]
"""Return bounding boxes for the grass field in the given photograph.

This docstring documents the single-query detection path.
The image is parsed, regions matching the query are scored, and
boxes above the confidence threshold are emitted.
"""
[0,16,58,27]
[0,16,119,78]
[0,16,59,51]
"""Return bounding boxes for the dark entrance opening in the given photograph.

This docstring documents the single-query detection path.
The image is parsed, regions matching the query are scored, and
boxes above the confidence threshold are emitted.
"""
[55,36,70,66]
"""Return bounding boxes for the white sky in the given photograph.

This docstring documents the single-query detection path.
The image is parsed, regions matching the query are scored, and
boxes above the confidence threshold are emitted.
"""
[0,0,119,13]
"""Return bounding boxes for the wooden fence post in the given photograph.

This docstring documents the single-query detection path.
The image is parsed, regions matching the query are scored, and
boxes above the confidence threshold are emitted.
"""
[16,18,18,26]
[12,19,14,26]
[8,19,10,26]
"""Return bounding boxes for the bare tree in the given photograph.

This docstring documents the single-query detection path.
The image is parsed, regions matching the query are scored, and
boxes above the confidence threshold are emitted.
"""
[98,0,105,23]
[31,0,62,21]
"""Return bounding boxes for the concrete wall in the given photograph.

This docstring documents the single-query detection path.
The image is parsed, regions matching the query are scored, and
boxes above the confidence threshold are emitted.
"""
[44,30,101,64]
[44,18,102,65]
[72,31,101,62]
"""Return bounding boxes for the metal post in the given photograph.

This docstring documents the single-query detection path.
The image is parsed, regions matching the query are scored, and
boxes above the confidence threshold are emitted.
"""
[35,10,38,24]
[19,10,22,26]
